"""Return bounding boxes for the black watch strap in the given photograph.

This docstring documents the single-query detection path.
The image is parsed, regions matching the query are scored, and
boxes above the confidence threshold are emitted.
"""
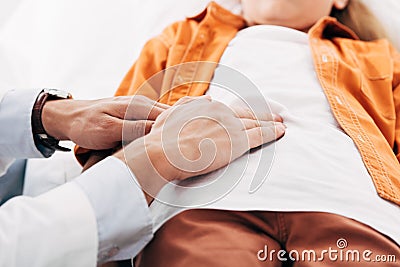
[31,89,72,157]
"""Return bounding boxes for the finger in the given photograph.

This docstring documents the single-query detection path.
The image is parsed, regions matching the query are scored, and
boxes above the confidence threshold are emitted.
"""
[232,106,282,122]
[110,96,169,120]
[173,95,211,106]
[147,106,168,120]
[143,121,154,134]
[231,107,256,120]
[123,101,167,120]
[240,119,280,130]
[245,122,286,148]
[135,97,170,111]
[153,101,171,110]
[122,120,154,143]
[271,114,283,123]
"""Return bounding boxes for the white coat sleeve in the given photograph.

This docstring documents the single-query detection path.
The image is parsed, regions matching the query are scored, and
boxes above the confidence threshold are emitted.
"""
[0,157,154,266]
[0,89,44,176]
[74,157,154,263]
[0,182,98,267]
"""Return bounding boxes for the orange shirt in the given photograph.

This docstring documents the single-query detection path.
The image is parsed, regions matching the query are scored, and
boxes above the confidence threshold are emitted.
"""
[85,2,400,205]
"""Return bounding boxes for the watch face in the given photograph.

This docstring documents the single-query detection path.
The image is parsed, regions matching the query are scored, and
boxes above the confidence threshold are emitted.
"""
[44,88,72,99]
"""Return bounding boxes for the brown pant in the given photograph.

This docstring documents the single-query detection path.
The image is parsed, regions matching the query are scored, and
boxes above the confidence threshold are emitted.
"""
[137,210,399,267]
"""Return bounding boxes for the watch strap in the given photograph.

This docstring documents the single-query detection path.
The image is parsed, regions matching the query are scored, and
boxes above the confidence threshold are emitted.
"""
[31,89,72,157]
[32,90,50,136]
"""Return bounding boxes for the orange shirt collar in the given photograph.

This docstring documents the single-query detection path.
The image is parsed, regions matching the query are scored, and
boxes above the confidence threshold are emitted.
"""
[187,1,246,29]
[309,16,360,40]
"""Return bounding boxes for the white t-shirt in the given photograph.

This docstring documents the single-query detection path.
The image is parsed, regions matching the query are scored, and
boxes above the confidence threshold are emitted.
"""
[150,25,400,245]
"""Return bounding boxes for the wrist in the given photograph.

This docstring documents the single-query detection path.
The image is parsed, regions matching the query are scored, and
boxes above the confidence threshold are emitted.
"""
[41,99,72,140]
[114,138,169,204]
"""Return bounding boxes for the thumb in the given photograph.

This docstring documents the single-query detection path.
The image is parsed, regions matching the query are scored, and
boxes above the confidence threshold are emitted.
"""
[122,120,154,143]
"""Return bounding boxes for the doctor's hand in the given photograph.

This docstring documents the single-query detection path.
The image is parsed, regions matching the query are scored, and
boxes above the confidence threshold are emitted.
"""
[114,96,285,203]
[41,95,169,149]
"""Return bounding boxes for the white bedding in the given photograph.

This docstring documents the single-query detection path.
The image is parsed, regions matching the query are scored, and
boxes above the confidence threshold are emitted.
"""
[0,0,398,195]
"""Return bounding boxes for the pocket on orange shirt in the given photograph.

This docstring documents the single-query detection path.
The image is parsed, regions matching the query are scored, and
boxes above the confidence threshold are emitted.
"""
[352,51,395,120]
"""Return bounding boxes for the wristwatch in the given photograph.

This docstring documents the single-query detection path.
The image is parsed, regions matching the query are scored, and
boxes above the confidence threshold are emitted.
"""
[31,88,73,157]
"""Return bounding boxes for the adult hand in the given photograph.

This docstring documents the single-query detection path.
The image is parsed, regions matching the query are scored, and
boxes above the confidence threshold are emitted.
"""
[115,96,285,203]
[41,95,169,149]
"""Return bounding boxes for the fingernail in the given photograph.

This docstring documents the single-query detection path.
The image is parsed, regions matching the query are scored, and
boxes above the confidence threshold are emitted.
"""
[273,114,283,122]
